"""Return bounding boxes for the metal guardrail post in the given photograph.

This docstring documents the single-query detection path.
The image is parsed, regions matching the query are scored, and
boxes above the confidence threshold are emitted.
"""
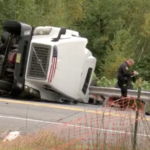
[103,97,109,106]
[144,102,148,116]
[133,78,142,150]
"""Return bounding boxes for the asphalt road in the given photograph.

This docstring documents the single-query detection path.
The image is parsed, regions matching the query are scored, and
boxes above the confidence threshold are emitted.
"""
[0,98,102,133]
[0,97,150,146]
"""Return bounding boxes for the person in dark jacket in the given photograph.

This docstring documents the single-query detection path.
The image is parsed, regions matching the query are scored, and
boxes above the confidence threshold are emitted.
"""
[116,59,138,97]
[115,59,138,108]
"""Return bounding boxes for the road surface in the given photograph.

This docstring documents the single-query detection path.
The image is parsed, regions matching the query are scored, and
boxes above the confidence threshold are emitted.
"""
[0,98,103,133]
[0,97,150,148]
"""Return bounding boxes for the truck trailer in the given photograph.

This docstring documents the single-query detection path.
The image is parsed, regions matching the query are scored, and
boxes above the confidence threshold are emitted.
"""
[0,20,96,104]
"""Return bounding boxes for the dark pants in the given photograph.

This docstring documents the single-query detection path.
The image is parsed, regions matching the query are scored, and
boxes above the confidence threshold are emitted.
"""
[119,84,128,97]
[116,82,128,97]
[117,81,129,108]
[115,80,134,97]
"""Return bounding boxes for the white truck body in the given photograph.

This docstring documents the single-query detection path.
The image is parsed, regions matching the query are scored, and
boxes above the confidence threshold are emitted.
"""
[25,26,96,103]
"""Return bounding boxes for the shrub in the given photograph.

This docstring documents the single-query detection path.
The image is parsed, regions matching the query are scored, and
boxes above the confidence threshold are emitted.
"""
[97,76,117,87]
[96,76,150,91]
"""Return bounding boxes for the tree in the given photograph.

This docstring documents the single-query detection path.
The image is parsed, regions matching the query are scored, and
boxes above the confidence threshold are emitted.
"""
[76,0,150,80]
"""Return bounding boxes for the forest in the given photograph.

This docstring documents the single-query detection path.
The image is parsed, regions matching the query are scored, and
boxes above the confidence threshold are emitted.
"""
[1,0,150,86]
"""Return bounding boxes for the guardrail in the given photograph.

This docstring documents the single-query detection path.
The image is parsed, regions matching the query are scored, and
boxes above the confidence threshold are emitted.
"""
[89,86,150,113]
[89,86,150,102]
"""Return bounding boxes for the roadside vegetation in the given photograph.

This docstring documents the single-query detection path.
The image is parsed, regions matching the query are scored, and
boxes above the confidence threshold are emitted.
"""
[92,72,150,91]
[1,0,150,83]
[96,76,150,91]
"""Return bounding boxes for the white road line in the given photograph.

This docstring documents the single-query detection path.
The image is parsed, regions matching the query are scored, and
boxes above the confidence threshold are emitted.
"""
[0,115,149,137]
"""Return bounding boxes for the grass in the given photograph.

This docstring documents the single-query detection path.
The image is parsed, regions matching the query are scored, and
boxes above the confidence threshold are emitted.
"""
[0,129,85,150]
[0,120,149,150]
[0,130,143,150]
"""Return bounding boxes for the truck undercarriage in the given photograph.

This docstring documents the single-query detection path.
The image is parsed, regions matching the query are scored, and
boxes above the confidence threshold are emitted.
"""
[0,21,33,98]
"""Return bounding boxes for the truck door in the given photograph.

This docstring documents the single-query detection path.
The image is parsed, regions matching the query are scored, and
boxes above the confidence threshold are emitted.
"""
[79,61,95,103]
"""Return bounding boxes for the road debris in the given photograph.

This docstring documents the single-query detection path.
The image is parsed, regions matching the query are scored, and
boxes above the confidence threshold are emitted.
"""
[1,131,20,142]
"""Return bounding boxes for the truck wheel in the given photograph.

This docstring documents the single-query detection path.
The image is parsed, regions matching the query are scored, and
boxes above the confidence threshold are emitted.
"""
[63,99,70,104]
[3,21,21,35]
[73,100,78,104]
[0,80,12,92]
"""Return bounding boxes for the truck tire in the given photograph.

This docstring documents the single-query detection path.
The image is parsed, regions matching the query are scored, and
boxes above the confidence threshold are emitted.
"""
[3,21,21,35]
[0,80,12,92]
[73,100,78,104]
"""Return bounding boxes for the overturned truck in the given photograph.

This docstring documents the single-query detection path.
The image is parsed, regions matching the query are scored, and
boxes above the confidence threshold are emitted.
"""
[0,20,96,103]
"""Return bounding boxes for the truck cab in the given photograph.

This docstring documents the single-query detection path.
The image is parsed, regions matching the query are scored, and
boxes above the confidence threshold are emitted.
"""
[0,20,96,103]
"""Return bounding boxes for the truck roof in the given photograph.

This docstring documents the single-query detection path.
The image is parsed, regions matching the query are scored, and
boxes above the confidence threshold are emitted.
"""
[33,26,79,37]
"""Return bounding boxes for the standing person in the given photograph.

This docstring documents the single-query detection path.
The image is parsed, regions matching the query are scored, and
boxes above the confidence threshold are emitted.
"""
[116,59,138,108]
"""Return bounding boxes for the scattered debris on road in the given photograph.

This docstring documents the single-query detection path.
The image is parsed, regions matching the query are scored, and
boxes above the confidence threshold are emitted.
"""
[0,130,20,142]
